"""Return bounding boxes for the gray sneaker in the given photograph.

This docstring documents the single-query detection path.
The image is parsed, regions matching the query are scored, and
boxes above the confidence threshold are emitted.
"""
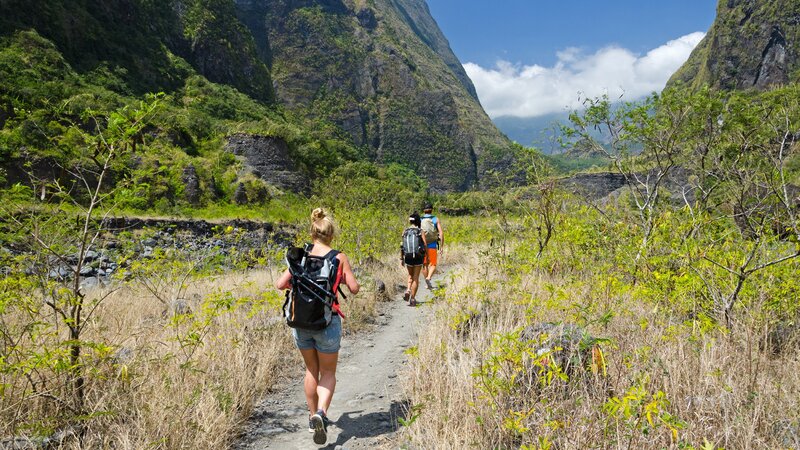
[311,412,327,445]
[425,279,433,289]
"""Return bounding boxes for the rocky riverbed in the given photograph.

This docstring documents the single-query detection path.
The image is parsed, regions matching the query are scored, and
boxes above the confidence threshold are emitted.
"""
[0,217,298,289]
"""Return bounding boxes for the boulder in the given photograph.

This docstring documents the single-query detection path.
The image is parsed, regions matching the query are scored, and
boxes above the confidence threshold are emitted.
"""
[357,8,378,30]
[234,182,249,205]
[225,134,308,193]
[762,321,799,355]
[181,164,202,205]
[521,322,606,380]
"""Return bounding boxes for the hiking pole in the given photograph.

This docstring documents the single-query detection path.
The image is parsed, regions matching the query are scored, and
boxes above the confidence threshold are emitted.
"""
[291,271,336,307]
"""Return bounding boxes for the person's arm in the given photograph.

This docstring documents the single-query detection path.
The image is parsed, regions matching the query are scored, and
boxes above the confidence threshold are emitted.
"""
[275,269,291,290]
[437,220,444,250]
[337,253,360,294]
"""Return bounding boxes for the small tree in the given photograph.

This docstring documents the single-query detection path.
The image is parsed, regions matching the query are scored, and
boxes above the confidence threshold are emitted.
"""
[689,87,800,327]
[0,95,161,432]
[564,90,698,262]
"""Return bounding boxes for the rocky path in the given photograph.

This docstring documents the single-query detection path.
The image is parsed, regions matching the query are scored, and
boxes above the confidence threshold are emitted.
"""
[234,277,438,449]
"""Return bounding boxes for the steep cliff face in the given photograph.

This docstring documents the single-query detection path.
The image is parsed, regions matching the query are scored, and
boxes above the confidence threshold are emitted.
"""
[669,0,800,90]
[239,0,511,191]
[0,0,511,192]
[0,0,274,101]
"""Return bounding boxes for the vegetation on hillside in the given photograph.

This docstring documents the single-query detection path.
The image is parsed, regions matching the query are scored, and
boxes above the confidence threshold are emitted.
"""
[669,0,800,91]
[3,79,800,447]
[401,83,800,449]
[2,1,800,446]
[0,29,362,217]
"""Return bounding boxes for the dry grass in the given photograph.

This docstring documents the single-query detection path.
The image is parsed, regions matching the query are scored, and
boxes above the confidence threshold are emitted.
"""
[62,270,293,449]
[399,244,800,449]
[2,254,399,448]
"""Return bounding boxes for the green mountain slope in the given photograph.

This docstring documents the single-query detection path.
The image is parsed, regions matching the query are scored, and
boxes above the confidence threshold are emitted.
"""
[0,0,274,101]
[243,0,511,191]
[668,0,800,90]
[0,0,513,195]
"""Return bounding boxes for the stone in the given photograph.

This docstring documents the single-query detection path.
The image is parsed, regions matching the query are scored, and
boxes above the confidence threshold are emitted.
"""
[521,322,605,381]
[762,322,799,355]
[48,266,70,280]
[79,266,95,277]
[79,277,101,291]
[113,347,134,364]
[170,298,192,316]
[356,8,377,30]
[234,182,248,205]
[773,420,800,448]
[182,164,202,205]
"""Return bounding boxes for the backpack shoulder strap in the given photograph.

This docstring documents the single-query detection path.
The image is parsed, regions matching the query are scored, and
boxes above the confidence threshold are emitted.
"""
[327,250,347,318]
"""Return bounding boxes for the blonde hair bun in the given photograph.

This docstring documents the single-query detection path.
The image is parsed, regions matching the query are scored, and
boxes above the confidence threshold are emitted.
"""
[311,207,327,223]
[310,207,335,245]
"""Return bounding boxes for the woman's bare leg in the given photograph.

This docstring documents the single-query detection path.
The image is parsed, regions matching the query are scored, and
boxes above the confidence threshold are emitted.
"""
[316,351,339,413]
[299,348,320,416]
[410,265,422,299]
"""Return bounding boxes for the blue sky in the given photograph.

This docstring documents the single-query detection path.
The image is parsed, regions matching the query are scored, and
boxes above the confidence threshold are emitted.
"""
[426,1,718,118]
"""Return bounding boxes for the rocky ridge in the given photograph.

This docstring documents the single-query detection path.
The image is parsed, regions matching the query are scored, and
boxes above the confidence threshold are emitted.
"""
[239,0,512,192]
[1,217,296,291]
[669,0,800,91]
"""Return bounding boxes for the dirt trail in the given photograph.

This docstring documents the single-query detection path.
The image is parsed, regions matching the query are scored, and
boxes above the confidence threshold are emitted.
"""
[234,274,440,449]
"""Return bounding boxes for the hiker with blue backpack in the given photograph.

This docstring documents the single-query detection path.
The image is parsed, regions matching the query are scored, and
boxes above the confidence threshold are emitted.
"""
[420,203,443,289]
[274,208,360,446]
[401,212,427,306]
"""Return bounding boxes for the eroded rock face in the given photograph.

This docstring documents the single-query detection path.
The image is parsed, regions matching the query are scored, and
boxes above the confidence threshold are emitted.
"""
[669,0,800,91]
[755,26,790,88]
[240,0,511,192]
[560,167,695,204]
[234,182,249,205]
[559,173,627,200]
[225,134,308,193]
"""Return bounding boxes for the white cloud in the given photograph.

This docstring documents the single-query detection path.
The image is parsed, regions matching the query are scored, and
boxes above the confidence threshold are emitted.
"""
[465,32,706,118]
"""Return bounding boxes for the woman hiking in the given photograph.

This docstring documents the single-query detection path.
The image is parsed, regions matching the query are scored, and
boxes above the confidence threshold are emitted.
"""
[274,208,360,445]
[400,212,427,306]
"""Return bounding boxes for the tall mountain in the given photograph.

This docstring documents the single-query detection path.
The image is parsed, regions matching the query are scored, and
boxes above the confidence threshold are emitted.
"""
[668,0,800,91]
[234,0,511,191]
[0,0,512,192]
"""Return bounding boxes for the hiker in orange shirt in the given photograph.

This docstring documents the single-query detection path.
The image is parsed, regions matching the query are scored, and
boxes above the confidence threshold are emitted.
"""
[420,203,443,289]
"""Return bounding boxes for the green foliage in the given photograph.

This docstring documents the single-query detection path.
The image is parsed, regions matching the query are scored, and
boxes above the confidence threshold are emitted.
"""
[603,377,684,445]
[0,28,368,216]
[545,153,609,174]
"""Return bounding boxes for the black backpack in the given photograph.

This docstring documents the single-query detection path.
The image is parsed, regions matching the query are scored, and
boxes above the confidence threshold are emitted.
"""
[282,244,345,330]
[402,227,425,259]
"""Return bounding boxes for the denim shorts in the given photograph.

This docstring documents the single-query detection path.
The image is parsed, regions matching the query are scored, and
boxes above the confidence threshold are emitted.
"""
[292,314,342,353]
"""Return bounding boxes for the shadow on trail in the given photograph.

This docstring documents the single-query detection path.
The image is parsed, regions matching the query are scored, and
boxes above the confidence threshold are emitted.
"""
[325,399,410,448]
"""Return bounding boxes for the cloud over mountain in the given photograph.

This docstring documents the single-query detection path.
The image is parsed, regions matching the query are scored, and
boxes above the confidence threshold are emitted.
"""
[465,32,705,118]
